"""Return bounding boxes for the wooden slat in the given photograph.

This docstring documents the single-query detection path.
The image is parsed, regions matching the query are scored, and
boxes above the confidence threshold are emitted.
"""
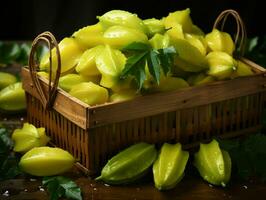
[236,97,242,130]
[151,115,158,143]
[242,96,248,129]
[222,101,228,134]
[180,109,187,143]
[133,119,139,143]
[145,117,151,142]
[258,93,264,124]
[198,105,205,140]
[84,129,90,172]
[120,122,126,149]
[206,104,211,139]
[115,123,121,151]
[89,73,266,127]
[211,103,217,137]
[186,108,193,142]
[193,107,199,142]
[76,126,81,161]
[228,99,234,132]
[167,112,175,141]
[175,110,181,142]
[139,118,145,141]
[216,102,222,135]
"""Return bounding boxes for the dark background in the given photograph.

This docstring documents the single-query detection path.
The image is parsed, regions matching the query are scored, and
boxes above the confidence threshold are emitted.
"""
[0,0,265,40]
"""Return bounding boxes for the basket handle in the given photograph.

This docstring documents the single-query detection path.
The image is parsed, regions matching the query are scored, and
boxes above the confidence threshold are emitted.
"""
[213,9,247,57]
[28,31,61,110]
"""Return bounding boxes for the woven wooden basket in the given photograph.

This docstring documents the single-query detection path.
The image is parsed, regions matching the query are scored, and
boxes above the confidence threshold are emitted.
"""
[22,9,266,174]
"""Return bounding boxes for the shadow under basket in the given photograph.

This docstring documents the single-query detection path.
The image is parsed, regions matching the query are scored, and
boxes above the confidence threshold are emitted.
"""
[22,57,266,175]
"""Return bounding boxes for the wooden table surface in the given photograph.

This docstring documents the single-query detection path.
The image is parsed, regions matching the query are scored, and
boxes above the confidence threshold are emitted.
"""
[1,114,266,200]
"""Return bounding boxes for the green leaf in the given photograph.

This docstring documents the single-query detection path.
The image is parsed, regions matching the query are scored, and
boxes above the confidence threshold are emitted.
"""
[147,51,160,84]
[65,187,82,200]
[121,42,176,89]
[56,176,77,189]
[48,181,64,200]
[42,176,82,200]
[0,153,21,180]
[122,42,150,52]
[120,52,147,78]
[133,58,146,90]
[157,46,176,75]
[42,176,56,185]
[120,51,147,89]
[0,128,13,154]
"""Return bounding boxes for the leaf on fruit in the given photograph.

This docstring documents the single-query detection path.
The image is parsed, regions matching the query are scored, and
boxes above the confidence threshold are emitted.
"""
[157,46,176,76]
[121,42,176,89]
[147,51,160,84]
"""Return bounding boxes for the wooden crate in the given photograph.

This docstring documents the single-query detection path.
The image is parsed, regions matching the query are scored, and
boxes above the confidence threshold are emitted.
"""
[21,10,266,174]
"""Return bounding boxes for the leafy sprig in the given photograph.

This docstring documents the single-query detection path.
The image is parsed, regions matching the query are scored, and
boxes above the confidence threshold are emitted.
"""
[120,42,176,89]
[42,176,82,200]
